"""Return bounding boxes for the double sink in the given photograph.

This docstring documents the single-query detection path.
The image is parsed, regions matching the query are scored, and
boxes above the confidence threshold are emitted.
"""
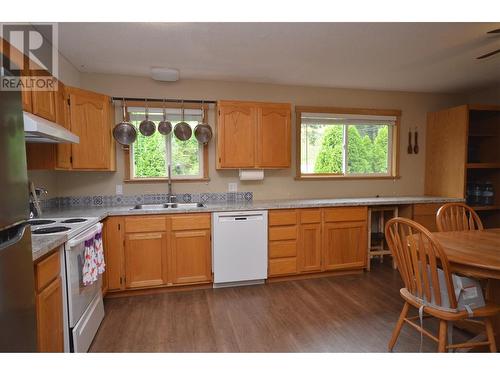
[131,202,205,210]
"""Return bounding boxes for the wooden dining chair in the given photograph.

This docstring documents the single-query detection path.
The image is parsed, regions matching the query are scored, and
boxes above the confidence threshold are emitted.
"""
[385,217,499,352]
[436,203,483,232]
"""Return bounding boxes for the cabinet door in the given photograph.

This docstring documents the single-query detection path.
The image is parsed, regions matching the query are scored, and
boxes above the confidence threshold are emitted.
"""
[32,89,57,122]
[256,106,291,168]
[125,232,168,289]
[298,223,322,272]
[217,103,256,168]
[22,87,32,112]
[55,82,72,169]
[412,204,440,232]
[36,277,63,352]
[104,217,124,291]
[170,229,211,284]
[67,87,113,170]
[323,221,367,270]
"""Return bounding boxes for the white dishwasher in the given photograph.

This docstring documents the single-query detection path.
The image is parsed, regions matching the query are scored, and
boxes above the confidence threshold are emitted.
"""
[212,211,268,287]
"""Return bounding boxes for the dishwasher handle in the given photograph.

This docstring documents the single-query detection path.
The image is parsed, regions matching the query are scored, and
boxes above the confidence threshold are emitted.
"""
[218,214,264,223]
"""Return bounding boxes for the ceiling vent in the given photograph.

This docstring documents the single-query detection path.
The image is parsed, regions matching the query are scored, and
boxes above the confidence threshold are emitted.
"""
[151,67,179,82]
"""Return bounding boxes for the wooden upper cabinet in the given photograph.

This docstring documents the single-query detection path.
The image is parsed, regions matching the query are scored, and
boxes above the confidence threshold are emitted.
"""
[217,100,291,169]
[21,86,33,112]
[217,102,256,168]
[32,88,57,122]
[67,87,115,170]
[256,105,291,168]
[55,81,72,169]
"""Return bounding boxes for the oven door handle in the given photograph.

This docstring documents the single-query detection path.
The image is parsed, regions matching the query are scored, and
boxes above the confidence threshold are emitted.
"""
[67,222,102,248]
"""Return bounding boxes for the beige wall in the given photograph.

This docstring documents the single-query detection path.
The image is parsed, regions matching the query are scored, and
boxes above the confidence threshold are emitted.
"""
[30,73,465,200]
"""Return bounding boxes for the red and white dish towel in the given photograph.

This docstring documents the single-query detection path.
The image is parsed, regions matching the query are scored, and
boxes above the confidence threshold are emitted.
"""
[82,223,105,286]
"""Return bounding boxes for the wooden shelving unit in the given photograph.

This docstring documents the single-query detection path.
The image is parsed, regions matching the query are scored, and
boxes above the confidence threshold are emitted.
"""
[425,104,500,228]
[367,206,398,271]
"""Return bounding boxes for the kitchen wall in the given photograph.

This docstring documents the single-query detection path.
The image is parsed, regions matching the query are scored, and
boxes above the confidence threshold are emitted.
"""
[30,72,466,200]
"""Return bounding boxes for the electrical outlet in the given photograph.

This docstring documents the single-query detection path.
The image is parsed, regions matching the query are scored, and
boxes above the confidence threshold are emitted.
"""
[228,182,237,192]
[116,184,123,195]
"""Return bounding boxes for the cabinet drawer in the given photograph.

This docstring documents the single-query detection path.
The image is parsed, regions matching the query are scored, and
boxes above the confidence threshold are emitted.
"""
[323,206,367,222]
[299,209,321,224]
[35,250,60,292]
[269,225,297,241]
[125,216,166,233]
[269,209,297,226]
[413,203,441,216]
[170,214,211,231]
[269,240,297,258]
[269,257,297,276]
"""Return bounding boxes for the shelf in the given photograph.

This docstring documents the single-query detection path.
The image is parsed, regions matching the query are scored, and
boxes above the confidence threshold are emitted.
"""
[466,163,500,169]
[471,205,500,212]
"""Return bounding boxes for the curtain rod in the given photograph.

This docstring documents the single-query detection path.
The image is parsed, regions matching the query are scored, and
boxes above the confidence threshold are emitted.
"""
[111,97,217,104]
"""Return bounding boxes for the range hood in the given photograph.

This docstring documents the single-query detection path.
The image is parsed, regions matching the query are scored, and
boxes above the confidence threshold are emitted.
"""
[23,112,79,144]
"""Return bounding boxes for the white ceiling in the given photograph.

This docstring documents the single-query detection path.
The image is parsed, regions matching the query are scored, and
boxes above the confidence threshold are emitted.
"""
[55,22,500,94]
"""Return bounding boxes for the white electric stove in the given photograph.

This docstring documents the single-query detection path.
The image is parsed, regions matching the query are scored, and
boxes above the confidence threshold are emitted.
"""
[29,217,100,238]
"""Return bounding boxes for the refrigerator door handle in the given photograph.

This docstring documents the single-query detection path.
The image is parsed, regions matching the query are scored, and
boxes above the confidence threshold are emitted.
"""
[0,224,28,252]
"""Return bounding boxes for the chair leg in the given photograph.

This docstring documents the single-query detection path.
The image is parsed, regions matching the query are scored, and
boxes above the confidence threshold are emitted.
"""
[485,318,497,353]
[438,320,448,353]
[388,302,409,352]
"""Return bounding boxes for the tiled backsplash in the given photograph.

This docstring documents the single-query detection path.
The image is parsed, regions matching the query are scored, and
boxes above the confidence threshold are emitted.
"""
[40,192,253,209]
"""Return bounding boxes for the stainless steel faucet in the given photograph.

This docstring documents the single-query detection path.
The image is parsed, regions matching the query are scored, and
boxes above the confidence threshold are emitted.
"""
[29,186,48,218]
[167,164,176,203]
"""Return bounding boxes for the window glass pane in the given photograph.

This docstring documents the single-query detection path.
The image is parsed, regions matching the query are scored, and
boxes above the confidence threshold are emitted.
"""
[171,121,201,177]
[131,120,167,178]
[347,124,389,174]
[301,122,343,174]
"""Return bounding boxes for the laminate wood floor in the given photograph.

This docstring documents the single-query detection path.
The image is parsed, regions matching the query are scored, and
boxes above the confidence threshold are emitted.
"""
[89,262,472,352]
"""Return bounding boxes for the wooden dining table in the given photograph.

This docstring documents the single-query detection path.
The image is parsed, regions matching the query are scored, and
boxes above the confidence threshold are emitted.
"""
[431,228,500,349]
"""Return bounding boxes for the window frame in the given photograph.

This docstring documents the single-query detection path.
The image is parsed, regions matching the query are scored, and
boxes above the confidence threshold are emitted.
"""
[122,102,210,183]
[295,106,401,180]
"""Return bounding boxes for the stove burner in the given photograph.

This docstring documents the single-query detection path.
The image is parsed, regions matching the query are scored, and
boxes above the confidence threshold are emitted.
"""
[32,226,71,234]
[28,219,56,226]
[60,218,88,224]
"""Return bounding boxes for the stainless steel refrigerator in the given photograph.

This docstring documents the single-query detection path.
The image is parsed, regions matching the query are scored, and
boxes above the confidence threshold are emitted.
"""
[0,54,37,352]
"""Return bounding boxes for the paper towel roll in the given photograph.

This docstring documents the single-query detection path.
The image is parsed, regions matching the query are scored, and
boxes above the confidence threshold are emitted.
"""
[239,169,264,181]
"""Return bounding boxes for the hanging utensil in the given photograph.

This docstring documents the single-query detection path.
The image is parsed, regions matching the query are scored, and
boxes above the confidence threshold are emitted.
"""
[112,99,137,145]
[158,99,172,136]
[413,127,419,154]
[194,101,213,144]
[407,128,413,154]
[139,99,156,136]
[174,101,192,141]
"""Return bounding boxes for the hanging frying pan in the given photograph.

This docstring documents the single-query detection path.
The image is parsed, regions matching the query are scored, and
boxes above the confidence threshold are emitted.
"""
[174,101,192,141]
[158,99,172,136]
[112,99,137,145]
[194,101,212,144]
[139,99,156,136]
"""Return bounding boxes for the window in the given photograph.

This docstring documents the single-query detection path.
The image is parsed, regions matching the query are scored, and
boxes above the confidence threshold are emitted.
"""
[125,107,207,180]
[297,107,400,178]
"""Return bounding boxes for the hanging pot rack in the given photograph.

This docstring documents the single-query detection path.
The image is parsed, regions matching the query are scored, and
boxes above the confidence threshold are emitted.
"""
[112,97,216,105]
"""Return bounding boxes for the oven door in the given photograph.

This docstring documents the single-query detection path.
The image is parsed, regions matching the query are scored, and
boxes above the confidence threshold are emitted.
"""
[65,223,102,328]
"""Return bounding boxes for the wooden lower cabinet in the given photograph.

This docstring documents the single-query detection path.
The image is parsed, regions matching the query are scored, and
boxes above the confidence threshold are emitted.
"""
[125,232,168,289]
[34,249,64,352]
[268,207,368,278]
[170,229,211,284]
[36,277,64,352]
[412,203,441,232]
[104,213,212,292]
[298,223,322,272]
[323,221,367,270]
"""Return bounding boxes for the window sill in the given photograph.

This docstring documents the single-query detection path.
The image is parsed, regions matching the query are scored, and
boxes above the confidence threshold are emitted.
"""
[295,175,401,181]
[124,177,210,183]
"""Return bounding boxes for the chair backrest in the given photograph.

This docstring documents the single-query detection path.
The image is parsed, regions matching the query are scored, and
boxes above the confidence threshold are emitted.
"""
[436,203,483,232]
[385,217,457,309]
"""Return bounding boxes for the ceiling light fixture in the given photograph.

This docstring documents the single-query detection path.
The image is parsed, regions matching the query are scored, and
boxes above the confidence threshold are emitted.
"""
[151,67,179,82]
